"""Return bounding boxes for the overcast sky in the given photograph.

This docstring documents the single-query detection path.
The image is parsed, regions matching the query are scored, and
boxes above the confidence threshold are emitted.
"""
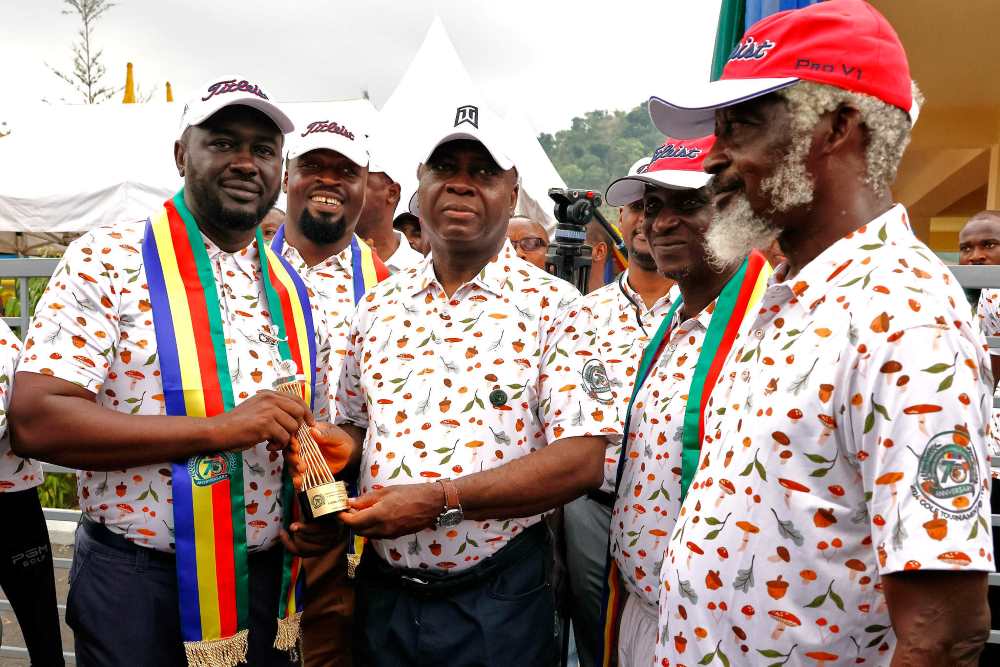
[2,0,722,134]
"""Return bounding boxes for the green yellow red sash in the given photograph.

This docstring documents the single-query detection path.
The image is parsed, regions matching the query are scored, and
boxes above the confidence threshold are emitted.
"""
[143,190,316,666]
[599,251,772,666]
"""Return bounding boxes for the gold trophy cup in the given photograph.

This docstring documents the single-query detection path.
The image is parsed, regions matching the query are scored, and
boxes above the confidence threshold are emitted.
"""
[273,373,349,520]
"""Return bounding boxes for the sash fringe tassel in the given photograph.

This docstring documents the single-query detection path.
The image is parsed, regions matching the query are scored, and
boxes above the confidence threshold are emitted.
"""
[183,629,248,667]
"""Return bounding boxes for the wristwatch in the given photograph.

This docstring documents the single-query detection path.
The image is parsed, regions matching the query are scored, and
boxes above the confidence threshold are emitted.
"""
[435,479,464,528]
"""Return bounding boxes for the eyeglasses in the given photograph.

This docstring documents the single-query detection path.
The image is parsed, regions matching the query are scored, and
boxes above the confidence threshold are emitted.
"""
[510,237,548,252]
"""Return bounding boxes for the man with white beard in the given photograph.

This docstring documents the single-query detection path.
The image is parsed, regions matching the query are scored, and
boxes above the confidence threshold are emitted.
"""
[647,2,993,665]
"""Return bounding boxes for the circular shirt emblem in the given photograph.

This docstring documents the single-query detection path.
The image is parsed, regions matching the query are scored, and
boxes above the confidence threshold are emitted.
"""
[489,389,508,407]
[581,358,614,405]
[188,453,232,487]
[910,431,982,520]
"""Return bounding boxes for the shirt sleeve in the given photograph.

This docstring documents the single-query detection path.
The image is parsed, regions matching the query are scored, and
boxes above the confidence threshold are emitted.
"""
[845,321,994,575]
[334,295,370,429]
[976,290,1000,340]
[537,301,622,444]
[0,322,21,438]
[17,234,120,393]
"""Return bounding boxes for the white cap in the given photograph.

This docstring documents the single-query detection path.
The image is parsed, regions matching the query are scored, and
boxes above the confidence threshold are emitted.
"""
[420,102,515,172]
[605,135,716,206]
[286,118,369,168]
[180,75,293,135]
[407,102,516,217]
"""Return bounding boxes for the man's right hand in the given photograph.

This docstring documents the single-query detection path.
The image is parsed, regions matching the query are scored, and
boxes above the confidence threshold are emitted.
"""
[210,390,311,451]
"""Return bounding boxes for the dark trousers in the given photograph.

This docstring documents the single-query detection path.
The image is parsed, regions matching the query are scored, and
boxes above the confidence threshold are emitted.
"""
[982,482,1000,665]
[0,488,64,666]
[563,495,613,667]
[301,534,354,667]
[354,526,558,667]
[68,518,297,667]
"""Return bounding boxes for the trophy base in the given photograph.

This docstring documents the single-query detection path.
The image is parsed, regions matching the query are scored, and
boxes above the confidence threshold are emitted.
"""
[299,481,349,521]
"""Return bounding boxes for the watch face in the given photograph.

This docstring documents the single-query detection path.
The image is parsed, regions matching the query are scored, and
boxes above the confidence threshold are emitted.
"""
[438,508,464,527]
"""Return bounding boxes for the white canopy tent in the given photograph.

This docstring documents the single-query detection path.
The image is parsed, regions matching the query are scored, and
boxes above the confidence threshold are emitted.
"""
[0,99,378,238]
[378,18,565,228]
[0,19,565,242]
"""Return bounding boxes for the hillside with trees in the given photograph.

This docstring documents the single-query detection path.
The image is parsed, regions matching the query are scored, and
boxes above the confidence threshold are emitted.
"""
[538,102,666,197]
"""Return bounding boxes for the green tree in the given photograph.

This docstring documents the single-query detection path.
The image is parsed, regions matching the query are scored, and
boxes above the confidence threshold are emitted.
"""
[539,100,664,199]
[47,0,118,104]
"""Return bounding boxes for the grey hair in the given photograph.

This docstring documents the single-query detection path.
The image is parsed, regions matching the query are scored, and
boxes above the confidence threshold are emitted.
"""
[776,80,923,196]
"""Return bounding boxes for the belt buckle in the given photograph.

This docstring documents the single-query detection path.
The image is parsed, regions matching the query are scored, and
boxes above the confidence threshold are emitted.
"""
[401,574,430,587]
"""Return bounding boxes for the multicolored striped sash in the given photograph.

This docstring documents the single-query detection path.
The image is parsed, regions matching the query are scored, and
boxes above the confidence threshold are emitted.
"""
[599,251,772,665]
[143,191,316,666]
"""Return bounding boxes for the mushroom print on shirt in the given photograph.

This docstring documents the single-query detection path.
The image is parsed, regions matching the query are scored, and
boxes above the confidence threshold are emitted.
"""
[611,302,712,607]
[580,273,676,492]
[654,206,995,666]
[975,288,1000,467]
[0,322,41,492]
[336,241,620,571]
[18,220,333,551]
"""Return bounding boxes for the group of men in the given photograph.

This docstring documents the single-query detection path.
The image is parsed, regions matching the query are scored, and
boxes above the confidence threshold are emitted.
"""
[0,1,997,666]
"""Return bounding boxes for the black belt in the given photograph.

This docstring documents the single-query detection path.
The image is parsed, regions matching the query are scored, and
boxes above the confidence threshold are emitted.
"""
[357,522,547,598]
[586,489,615,508]
[80,516,276,563]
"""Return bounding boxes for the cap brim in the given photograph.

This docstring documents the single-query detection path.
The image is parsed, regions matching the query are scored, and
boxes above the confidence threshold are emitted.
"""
[423,131,514,172]
[648,77,799,138]
[408,191,420,216]
[606,171,712,206]
[286,137,369,169]
[189,97,295,135]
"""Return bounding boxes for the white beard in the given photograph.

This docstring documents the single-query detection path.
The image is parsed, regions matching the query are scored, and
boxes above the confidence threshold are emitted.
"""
[705,193,779,270]
[705,143,815,270]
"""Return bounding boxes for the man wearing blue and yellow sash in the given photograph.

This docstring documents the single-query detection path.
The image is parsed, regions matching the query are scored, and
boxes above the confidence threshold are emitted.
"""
[11,76,348,667]
[275,117,389,667]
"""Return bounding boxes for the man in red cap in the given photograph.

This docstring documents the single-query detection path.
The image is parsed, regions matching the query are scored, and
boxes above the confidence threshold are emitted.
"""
[648,2,993,665]
[598,136,772,666]
[562,153,679,667]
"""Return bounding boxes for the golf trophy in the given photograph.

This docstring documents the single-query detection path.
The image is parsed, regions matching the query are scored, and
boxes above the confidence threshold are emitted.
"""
[273,368,349,520]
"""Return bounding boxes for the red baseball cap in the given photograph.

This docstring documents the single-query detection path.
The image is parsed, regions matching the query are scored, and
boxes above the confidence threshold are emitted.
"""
[605,135,715,206]
[649,0,914,138]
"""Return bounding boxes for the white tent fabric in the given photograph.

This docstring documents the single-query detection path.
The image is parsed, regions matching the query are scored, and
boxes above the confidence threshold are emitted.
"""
[373,18,565,228]
[0,19,565,234]
[0,99,377,233]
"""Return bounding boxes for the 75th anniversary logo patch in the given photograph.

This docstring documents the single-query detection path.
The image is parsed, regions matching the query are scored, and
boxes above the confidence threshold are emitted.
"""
[910,430,982,520]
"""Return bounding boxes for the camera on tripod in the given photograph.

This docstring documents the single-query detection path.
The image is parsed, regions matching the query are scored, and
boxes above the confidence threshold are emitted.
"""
[550,188,603,226]
[545,188,625,294]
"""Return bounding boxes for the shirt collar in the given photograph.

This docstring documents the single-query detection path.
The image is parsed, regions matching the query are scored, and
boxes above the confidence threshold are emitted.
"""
[411,240,515,298]
[203,231,260,280]
[767,204,911,313]
[279,234,355,275]
[619,269,674,315]
[670,293,715,336]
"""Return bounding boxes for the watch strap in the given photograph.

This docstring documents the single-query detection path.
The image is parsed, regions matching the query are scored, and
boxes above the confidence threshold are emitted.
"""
[438,478,460,510]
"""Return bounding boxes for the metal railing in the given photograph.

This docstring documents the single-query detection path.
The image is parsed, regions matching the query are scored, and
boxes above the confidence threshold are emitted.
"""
[0,258,60,338]
[3,261,1000,661]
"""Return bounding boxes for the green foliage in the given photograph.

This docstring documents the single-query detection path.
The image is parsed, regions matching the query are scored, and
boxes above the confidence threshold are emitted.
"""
[538,102,665,198]
[36,472,79,510]
[47,0,118,104]
[4,276,51,338]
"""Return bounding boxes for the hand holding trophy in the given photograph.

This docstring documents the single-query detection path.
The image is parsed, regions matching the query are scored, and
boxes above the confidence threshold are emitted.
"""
[273,372,350,520]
